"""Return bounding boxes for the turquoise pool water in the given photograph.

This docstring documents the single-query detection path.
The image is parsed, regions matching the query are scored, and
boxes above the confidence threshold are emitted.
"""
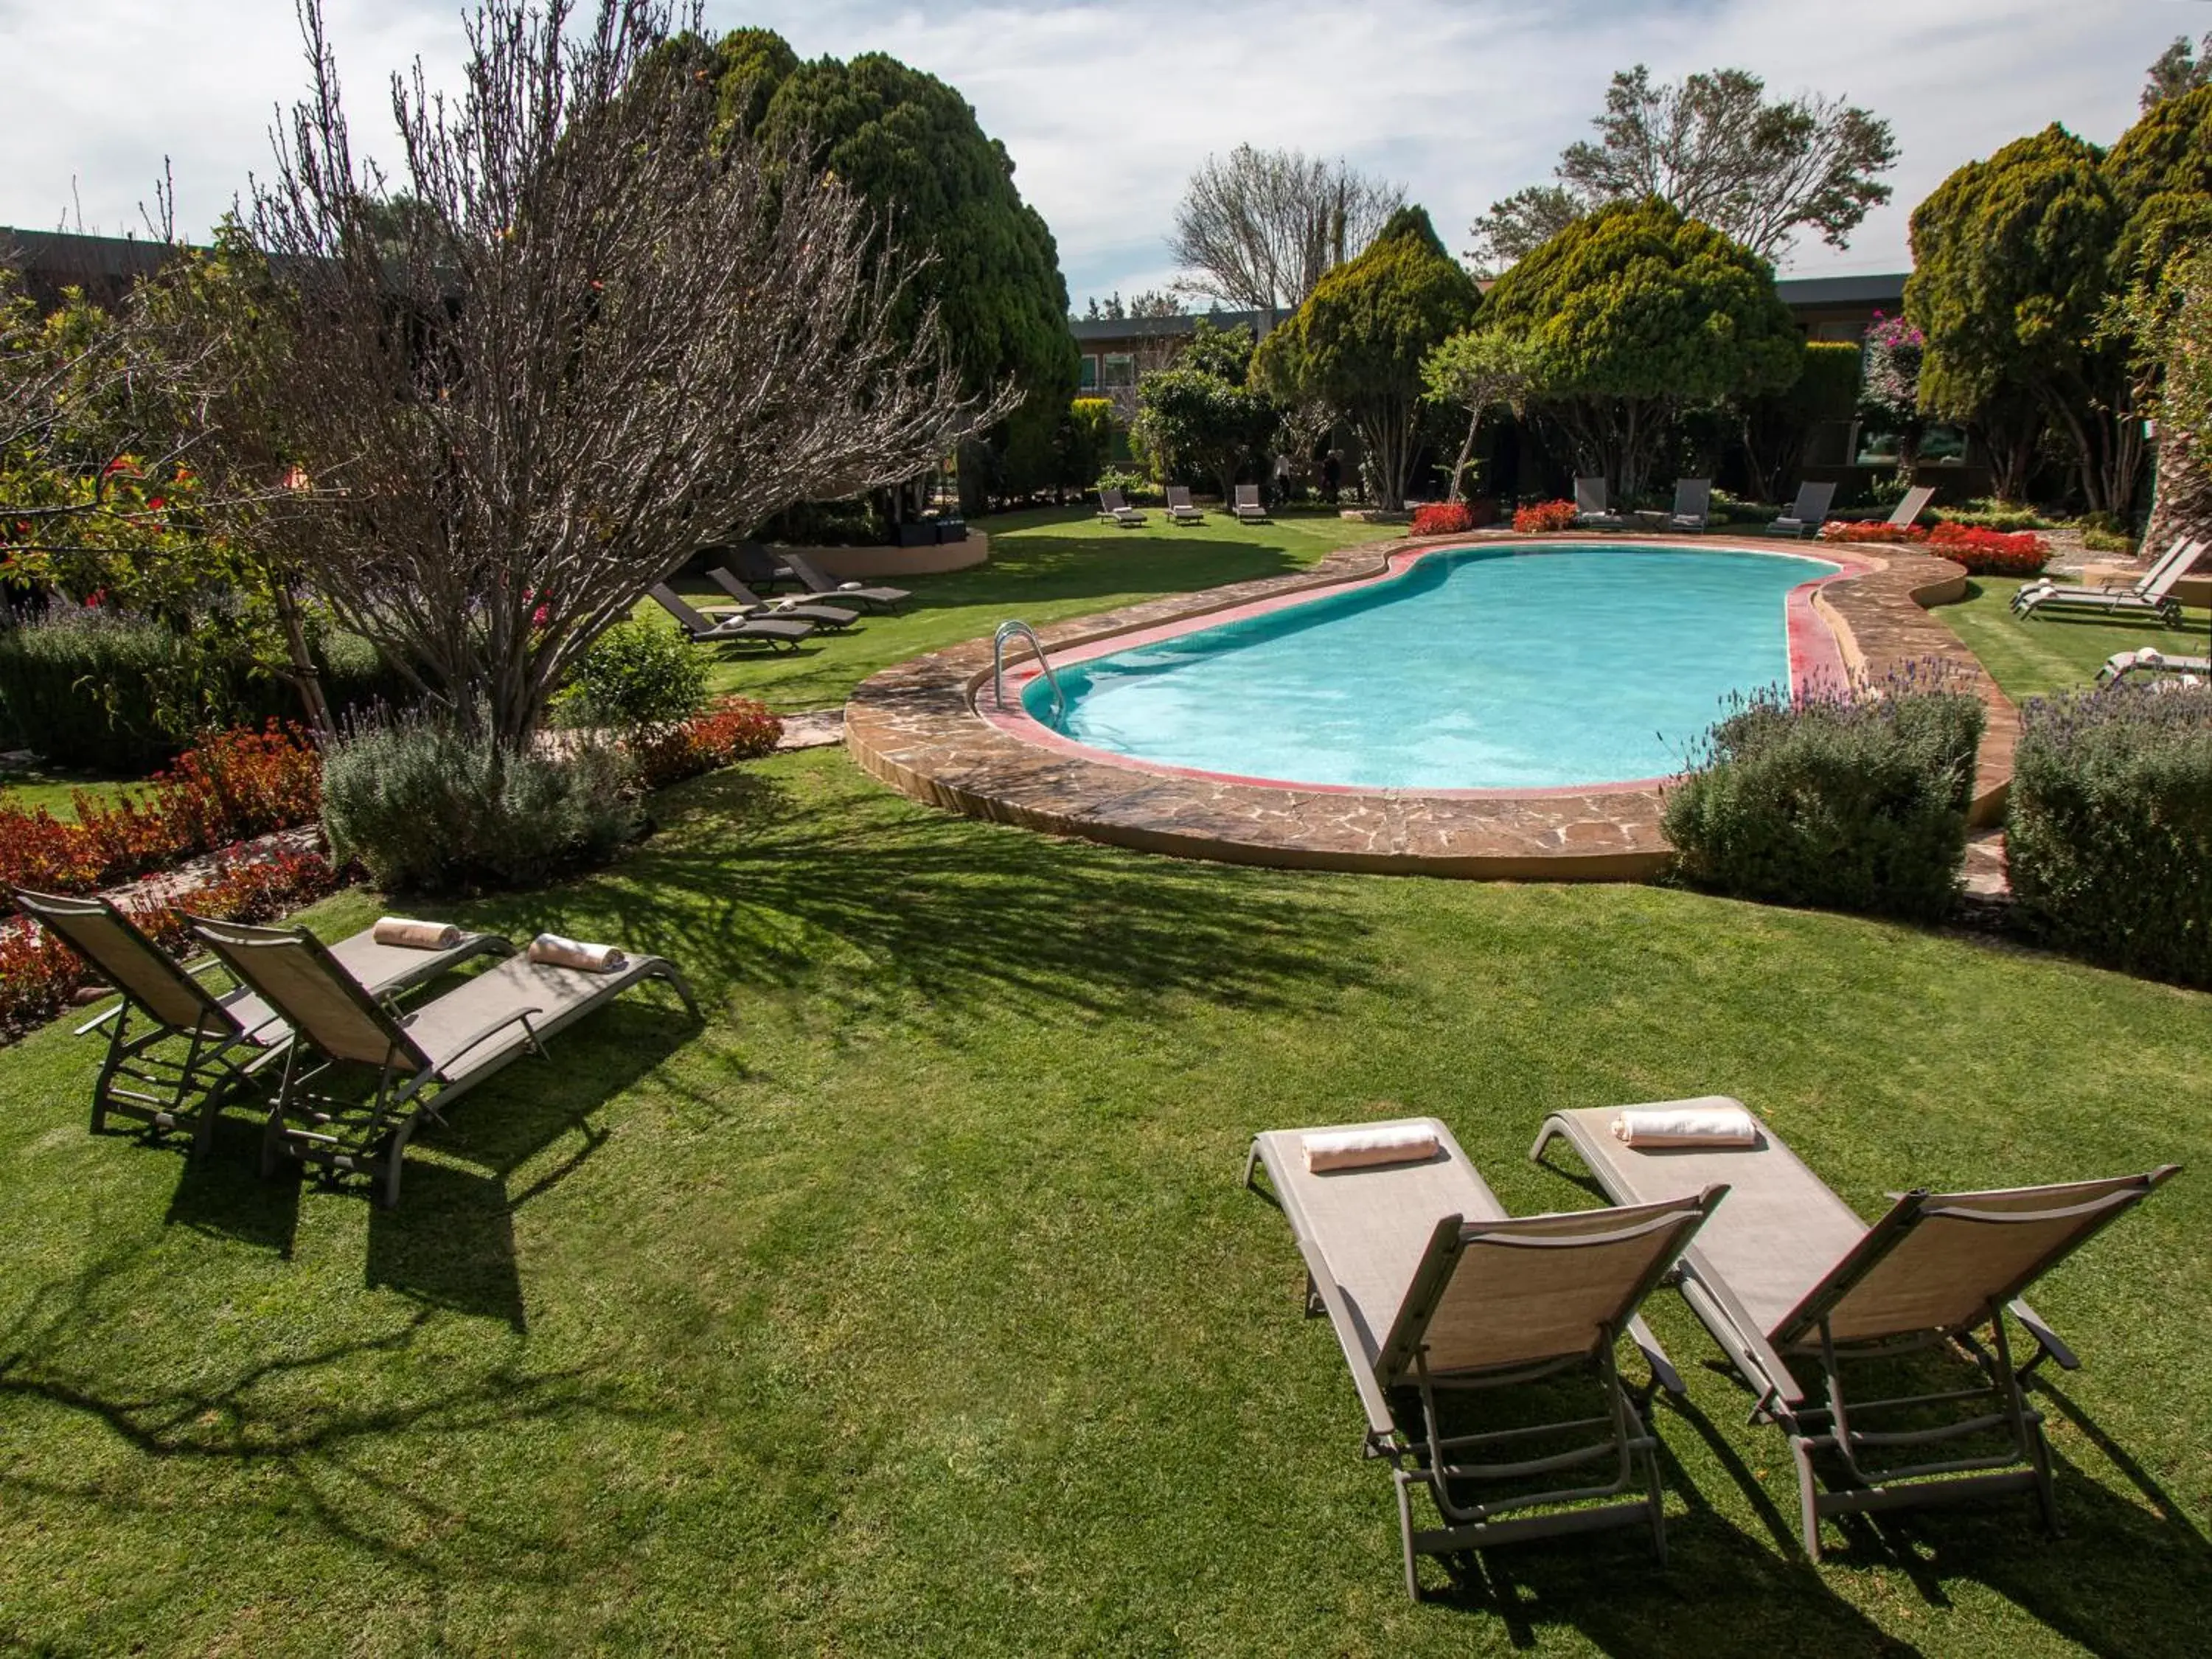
[1021,544,1837,790]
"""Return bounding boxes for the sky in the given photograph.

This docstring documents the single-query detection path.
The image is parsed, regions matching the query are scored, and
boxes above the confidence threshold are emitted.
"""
[0,0,2203,305]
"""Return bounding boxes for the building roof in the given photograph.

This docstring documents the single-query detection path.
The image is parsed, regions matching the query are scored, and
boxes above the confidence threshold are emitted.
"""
[0,227,180,303]
[1069,308,1270,344]
[1773,272,1907,307]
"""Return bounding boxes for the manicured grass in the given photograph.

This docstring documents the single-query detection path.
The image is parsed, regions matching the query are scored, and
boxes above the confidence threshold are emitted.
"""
[1931,577,2212,702]
[2,747,2208,1655]
[661,505,1403,711]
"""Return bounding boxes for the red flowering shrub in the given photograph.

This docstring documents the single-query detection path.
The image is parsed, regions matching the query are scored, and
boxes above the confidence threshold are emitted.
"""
[1513,499,1579,534]
[631,696,785,789]
[0,846,342,1039]
[1411,501,1475,537]
[1927,522,2050,577]
[0,722,323,897]
[1819,521,1930,546]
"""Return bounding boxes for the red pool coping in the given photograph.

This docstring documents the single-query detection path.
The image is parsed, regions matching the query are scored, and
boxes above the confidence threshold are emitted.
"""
[844,532,2017,881]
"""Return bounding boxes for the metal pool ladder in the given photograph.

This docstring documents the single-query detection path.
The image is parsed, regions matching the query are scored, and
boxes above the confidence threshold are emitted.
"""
[992,619,1065,721]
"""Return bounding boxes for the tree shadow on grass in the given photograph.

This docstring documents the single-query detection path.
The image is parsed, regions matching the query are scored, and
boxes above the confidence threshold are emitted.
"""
[529,766,1377,1039]
[162,1122,302,1259]
[0,1248,672,1587]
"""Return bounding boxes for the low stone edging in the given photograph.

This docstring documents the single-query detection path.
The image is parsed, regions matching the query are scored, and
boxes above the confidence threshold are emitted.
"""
[844,532,2015,880]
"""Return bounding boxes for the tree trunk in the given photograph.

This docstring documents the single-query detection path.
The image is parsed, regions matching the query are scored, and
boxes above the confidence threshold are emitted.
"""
[2143,430,2212,557]
[270,578,333,737]
[1447,409,1481,504]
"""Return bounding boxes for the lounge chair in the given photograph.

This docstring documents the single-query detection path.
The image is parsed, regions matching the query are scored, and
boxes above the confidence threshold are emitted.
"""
[777,552,910,614]
[726,540,801,592]
[1760,480,1838,538]
[1575,477,1629,530]
[1887,484,1937,528]
[2012,536,2202,626]
[1232,484,1270,524]
[2097,645,2212,687]
[648,584,817,651]
[9,888,509,1160]
[1164,484,1206,525]
[1097,487,1147,528]
[1245,1116,1722,1596]
[705,568,860,631]
[188,917,698,1207]
[1529,1098,2177,1558]
[1667,478,1712,532]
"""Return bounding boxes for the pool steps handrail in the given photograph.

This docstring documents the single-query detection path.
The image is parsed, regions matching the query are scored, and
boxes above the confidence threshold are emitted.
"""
[992,620,1066,721]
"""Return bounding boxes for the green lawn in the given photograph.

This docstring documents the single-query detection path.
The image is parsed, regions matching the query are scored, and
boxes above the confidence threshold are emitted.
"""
[3,747,2208,1655]
[662,505,1404,711]
[1932,577,2212,702]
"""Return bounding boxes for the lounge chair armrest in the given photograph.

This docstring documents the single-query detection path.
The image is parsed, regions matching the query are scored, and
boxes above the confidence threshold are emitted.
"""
[73,1001,126,1036]
[434,1005,546,1075]
[2007,1298,2079,1373]
[1628,1313,1686,1397]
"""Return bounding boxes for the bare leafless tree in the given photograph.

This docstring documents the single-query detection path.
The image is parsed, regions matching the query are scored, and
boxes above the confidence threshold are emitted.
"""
[1169,146,1404,316]
[227,0,1005,746]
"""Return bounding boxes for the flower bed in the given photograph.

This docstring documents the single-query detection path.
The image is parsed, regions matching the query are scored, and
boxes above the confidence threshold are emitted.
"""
[634,695,785,789]
[1818,518,2050,576]
[1411,501,1475,537]
[1513,499,1578,534]
[0,723,323,895]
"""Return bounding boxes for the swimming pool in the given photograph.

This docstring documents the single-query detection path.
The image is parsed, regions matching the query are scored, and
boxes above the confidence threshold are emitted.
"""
[1013,543,1843,790]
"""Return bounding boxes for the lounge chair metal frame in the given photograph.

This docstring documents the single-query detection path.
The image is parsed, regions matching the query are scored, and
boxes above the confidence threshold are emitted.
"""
[10,886,507,1160]
[1529,1102,2177,1558]
[1244,1120,1720,1596]
[189,917,698,1207]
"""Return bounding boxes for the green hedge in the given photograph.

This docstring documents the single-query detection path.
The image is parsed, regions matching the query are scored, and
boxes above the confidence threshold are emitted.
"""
[1662,683,1986,921]
[2008,689,2212,987]
[0,613,408,773]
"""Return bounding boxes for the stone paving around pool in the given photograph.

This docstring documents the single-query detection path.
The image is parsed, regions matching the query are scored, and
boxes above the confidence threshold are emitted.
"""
[844,532,2017,880]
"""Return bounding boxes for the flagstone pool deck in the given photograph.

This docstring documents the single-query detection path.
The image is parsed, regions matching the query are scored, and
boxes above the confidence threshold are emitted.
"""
[844,533,2016,880]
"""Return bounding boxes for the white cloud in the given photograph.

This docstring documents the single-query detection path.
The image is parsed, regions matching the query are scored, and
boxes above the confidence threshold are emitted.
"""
[0,0,2187,296]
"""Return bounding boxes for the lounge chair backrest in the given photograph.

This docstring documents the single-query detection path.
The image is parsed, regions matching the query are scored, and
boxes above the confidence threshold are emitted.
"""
[780,552,833,593]
[1789,480,1837,523]
[1377,1190,1722,1382]
[1772,1169,2177,1349]
[648,584,714,634]
[1888,484,1936,527]
[1235,484,1261,509]
[1099,488,1128,513]
[13,887,234,1034]
[732,543,782,585]
[709,568,765,608]
[2143,540,2205,600]
[1672,479,1711,518]
[189,917,429,1071]
[1576,477,1610,516]
[1166,485,1192,508]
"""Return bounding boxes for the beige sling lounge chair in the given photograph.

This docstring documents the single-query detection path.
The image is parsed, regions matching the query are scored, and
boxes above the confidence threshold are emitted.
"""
[189,917,698,1207]
[1887,484,1937,528]
[1667,478,1712,532]
[1529,1097,2177,1557]
[10,887,509,1160]
[1245,1116,1722,1597]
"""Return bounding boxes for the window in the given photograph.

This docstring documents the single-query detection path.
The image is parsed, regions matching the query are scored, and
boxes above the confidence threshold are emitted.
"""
[1078,354,1098,391]
[1102,353,1135,389]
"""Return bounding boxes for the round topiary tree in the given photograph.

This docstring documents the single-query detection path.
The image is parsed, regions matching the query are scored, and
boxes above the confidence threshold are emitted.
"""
[1905,126,2136,517]
[1480,198,1802,501]
[1248,206,1479,510]
[695,29,1077,513]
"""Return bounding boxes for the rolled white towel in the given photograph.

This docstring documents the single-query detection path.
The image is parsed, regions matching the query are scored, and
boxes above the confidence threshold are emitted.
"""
[372,917,462,951]
[1303,1123,1440,1173]
[2139,648,2166,667]
[528,933,627,973]
[1611,1105,1758,1148]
